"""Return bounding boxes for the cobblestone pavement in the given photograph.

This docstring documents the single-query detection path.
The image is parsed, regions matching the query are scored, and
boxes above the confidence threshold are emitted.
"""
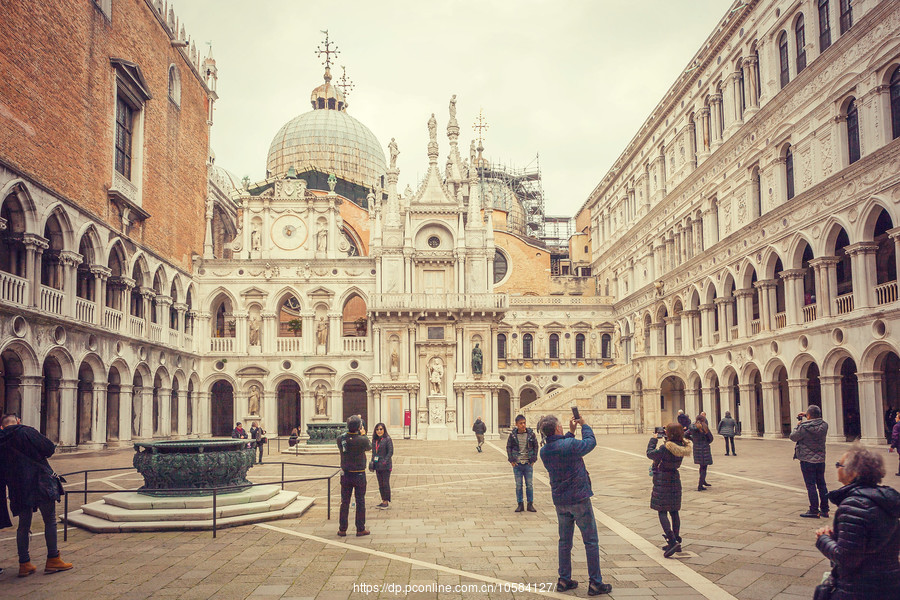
[1,433,898,599]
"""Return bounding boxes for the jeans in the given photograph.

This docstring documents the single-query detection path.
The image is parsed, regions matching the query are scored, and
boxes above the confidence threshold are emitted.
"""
[17,500,59,564]
[255,441,264,464]
[800,461,828,513]
[513,463,534,503]
[339,471,367,532]
[376,470,391,502]
[556,498,603,586]
[723,436,736,454]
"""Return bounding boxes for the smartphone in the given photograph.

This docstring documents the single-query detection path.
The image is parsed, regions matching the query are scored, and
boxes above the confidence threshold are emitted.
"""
[571,406,580,420]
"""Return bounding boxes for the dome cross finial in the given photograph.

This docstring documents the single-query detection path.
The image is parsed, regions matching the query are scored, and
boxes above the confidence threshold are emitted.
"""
[473,108,489,147]
[337,65,355,101]
[316,30,340,75]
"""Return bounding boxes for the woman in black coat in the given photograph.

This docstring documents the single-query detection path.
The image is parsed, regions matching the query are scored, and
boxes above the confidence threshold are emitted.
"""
[647,422,693,558]
[370,423,394,509]
[688,415,714,490]
[815,445,900,600]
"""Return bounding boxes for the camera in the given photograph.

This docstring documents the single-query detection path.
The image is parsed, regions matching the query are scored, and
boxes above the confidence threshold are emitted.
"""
[654,426,666,436]
[796,414,804,422]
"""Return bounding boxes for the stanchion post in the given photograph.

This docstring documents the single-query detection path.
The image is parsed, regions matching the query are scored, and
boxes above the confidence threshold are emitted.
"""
[212,489,217,538]
[327,477,331,520]
[63,493,69,541]
[83,471,88,505]
[281,463,285,491]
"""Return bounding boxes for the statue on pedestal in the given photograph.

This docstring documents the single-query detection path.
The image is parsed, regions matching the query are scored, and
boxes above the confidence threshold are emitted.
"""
[248,385,261,416]
[250,226,261,251]
[316,317,328,347]
[315,385,327,416]
[390,348,400,374]
[249,316,260,346]
[316,223,328,252]
[471,343,483,375]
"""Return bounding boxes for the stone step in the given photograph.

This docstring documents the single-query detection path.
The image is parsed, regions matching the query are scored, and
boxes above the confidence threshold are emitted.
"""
[280,445,339,455]
[104,483,283,510]
[82,489,301,522]
[65,495,314,533]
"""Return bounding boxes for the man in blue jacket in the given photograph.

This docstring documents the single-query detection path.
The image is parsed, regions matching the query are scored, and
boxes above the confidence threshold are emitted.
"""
[538,414,611,596]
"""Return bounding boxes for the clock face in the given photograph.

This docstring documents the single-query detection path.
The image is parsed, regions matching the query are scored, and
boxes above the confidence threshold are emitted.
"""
[271,215,308,251]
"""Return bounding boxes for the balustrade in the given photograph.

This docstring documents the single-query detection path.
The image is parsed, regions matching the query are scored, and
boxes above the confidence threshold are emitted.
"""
[875,281,897,305]
[835,293,854,315]
[75,298,95,323]
[0,271,27,305]
[168,329,180,346]
[129,315,144,337]
[149,323,163,342]
[40,286,63,314]
[802,304,817,322]
[372,293,508,311]
[712,331,720,344]
[750,319,761,335]
[276,337,304,353]
[210,337,234,352]
[774,312,786,329]
[343,337,367,352]
[104,307,123,331]
[729,326,738,340]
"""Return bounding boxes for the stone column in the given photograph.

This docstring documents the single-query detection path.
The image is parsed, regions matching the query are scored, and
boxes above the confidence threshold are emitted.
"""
[300,311,314,354]
[91,382,107,445]
[847,242,878,309]
[59,250,81,317]
[729,70,743,127]
[754,280,775,331]
[684,387,699,422]
[714,298,727,342]
[710,93,723,146]
[808,257,837,318]
[699,303,714,347]
[195,391,210,437]
[24,236,48,308]
[744,55,759,113]
[703,386,719,426]
[888,228,900,290]
[819,376,844,442]
[20,375,43,432]
[787,379,807,422]
[856,372,883,445]
[648,323,663,356]
[177,389,189,436]
[329,313,341,355]
[761,382,781,439]
[91,266,110,327]
[681,310,695,353]
[140,287,155,336]
[735,290,752,338]
[739,383,758,436]
[140,386,154,439]
[780,269,805,326]
[662,317,676,355]
[118,383,133,442]
[699,107,711,158]
[157,387,171,437]
[58,379,78,448]
[233,310,248,354]
[720,384,734,425]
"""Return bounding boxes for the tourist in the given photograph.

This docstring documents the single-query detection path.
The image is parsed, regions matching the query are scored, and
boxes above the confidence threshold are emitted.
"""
[814,444,900,599]
[791,405,829,518]
[0,417,10,576]
[472,417,486,453]
[717,411,737,456]
[249,421,266,464]
[337,415,371,536]
[231,422,248,439]
[289,425,299,447]
[506,414,538,513]
[647,422,692,558]
[370,423,393,509]
[890,412,900,476]
[676,409,690,431]
[688,415,714,491]
[0,414,72,577]
[537,414,612,595]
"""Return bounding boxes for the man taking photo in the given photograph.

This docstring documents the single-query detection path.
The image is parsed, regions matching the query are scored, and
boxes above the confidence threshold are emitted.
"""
[790,404,829,518]
[538,414,612,596]
[337,415,371,537]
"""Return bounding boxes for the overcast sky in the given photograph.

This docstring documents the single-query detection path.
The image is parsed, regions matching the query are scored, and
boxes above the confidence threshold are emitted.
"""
[175,0,728,218]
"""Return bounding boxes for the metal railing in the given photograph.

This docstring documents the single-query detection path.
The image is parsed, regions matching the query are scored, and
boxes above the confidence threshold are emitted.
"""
[60,461,340,540]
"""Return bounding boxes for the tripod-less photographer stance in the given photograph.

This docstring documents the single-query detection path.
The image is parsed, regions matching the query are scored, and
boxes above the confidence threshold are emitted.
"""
[647,423,693,558]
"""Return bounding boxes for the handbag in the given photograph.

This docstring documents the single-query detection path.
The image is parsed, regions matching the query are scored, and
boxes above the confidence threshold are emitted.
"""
[812,572,834,600]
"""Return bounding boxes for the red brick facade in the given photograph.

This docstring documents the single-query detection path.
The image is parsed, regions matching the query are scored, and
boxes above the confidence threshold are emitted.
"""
[0,0,210,271]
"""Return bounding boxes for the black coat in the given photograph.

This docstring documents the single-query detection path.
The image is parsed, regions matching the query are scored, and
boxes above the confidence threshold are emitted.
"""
[371,436,393,471]
[816,482,900,600]
[472,419,486,435]
[647,437,692,512]
[0,424,60,516]
[506,428,539,464]
[687,424,714,466]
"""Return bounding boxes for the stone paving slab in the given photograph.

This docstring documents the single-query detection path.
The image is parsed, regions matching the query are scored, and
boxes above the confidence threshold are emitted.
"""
[0,435,897,599]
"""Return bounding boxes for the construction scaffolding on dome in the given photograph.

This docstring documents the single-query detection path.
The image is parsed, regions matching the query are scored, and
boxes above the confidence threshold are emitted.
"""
[474,155,544,240]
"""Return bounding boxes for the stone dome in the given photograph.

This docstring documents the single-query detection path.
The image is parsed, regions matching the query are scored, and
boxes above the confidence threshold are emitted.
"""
[266,69,386,190]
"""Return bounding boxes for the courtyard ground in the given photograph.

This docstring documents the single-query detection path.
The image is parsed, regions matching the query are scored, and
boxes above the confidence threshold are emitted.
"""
[1,433,897,599]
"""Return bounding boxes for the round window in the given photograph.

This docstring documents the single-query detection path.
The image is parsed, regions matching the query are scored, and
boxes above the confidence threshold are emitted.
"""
[427,236,440,248]
[493,249,508,284]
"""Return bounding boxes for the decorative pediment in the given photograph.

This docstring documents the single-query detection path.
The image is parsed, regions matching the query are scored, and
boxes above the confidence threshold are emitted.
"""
[236,365,269,379]
[544,321,566,330]
[110,58,152,102]
[517,321,540,330]
[307,286,335,299]
[304,364,337,378]
[571,321,593,329]
[240,286,269,301]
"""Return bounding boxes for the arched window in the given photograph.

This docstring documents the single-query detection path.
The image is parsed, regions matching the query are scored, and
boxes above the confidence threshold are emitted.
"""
[575,334,585,359]
[342,294,367,337]
[41,213,64,290]
[753,49,762,100]
[839,0,852,34]
[786,146,795,200]
[778,31,790,89]
[76,234,94,303]
[130,264,143,318]
[278,295,302,336]
[601,334,611,358]
[169,281,178,330]
[819,0,832,52]
[549,333,559,359]
[522,333,533,359]
[0,194,27,278]
[752,167,762,219]
[167,65,181,107]
[796,15,807,73]
[497,333,507,359]
[213,302,234,337]
[847,99,860,165]
[891,67,900,141]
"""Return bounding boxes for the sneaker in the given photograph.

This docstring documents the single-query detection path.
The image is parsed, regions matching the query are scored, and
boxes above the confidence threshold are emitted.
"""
[800,510,820,518]
[337,530,347,537]
[588,582,612,595]
[356,529,371,537]
[376,502,390,509]
[663,542,682,558]
[556,578,578,592]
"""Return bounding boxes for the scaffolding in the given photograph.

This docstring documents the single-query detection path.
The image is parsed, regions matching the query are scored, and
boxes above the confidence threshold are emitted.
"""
[476,153,546,240]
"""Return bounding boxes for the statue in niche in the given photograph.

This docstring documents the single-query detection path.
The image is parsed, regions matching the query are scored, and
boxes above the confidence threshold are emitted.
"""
[248,385,261,416]
[589,334,597,358]
[316,223,328,252]
[471,343,483,375]
[316,317,328,347]
[390,348,400,374]
[248,316,260,346]
[250,226,261,251]
[315,385,328,416]
[429,357,444,395]
[613,324,622,360]
[427,113,437,142]
[388,138,399,170]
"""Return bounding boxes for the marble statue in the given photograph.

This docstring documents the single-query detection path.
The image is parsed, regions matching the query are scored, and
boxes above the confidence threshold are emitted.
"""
[449,94,457,120]
[316,223,327,252]
[471,343,483,375]
[315,385,327,416]
[388,137,399,169]
[427,113,437,141]
[390,348,399,373]
[429,357,443,395]
[249,316,260,346]
[250,226,261,251]
[248,385,260,416]
[316,317,328,347]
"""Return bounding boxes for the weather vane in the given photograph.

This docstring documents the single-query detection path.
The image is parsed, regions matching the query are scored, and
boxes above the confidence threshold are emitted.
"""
[316,29,340,70]
[338,65,355,100]
[473,109,489,146]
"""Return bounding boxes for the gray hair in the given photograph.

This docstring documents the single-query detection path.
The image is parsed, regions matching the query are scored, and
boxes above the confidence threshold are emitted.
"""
[537,414,559,439]
[807,405,822,419]
[843,443,885,486]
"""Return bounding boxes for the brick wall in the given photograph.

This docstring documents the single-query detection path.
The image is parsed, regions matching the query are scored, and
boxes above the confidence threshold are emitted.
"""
[0,0,209,271]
